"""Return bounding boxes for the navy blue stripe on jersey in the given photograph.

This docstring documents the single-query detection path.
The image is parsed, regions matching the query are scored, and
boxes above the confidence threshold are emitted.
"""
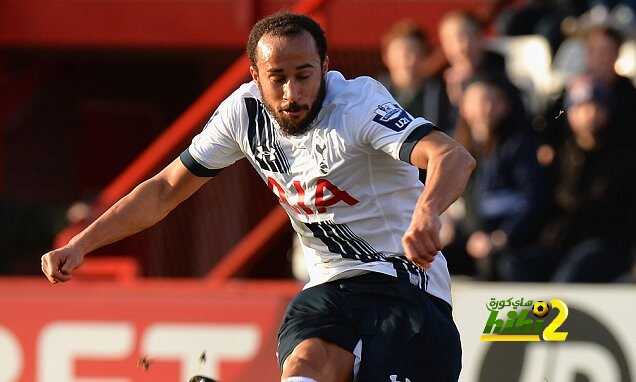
[274,139,291,170]
[263,107,292,172]
[305,221,384,261]
[329,223,372,259]
[398,122,436,164]
[305,221,351,258]
[385,255,428,291]
[179,149,223,177]
[335,224,379,258]
[305,220,429,291]
[245,97,290,173]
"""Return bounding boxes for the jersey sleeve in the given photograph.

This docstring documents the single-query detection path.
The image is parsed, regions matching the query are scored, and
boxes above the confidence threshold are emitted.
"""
[180,96,245,177]
[356,78,436,163]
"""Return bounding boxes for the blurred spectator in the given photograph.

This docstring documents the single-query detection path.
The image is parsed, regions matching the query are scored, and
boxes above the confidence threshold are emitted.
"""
[443,76,549,280]
[539,25,636,156]
[584,25,636,144]
[532,75,636,282]
[439,11,508,106]
[496,0,590,55]
[497,0,636,54]
[378,20,452,133]
[438,10,526,135]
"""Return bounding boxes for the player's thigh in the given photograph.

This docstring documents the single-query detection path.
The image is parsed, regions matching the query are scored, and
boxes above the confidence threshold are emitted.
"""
[355,292,462,382]
[282,337,354,382]
[277,282,358,373]
[407,298,462,381]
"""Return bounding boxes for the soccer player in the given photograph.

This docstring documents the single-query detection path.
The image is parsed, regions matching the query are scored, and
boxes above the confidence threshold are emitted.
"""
[41,13,475,382]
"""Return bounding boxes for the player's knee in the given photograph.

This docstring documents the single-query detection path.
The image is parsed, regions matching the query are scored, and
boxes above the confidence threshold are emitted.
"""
[283,339,326,377]
[282,338,353,382]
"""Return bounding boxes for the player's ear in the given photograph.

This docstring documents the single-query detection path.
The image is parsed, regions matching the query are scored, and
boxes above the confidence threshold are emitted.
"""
[249,65,259,83]
[322,56,329,74]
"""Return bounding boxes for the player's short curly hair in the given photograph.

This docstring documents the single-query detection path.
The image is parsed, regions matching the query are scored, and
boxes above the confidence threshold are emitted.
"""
[247,12,327,67]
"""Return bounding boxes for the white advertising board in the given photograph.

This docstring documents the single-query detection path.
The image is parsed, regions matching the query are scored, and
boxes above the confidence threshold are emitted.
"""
[452,281,636,382]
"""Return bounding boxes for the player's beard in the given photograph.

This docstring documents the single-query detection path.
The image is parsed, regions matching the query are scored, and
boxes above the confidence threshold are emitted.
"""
[260,77,326,136]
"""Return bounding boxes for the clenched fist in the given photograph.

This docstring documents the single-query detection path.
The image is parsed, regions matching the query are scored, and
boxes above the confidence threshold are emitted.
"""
[41,246,84,284]
[402,207,442,269]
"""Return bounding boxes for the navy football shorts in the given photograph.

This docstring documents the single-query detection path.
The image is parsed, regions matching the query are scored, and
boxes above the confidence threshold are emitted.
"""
[277,272,462,381]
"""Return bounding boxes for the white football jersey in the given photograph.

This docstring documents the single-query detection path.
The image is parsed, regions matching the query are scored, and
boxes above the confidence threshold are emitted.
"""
[181,71,452,305]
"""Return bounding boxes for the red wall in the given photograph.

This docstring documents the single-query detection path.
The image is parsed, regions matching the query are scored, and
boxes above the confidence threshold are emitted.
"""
[0,0,492,49]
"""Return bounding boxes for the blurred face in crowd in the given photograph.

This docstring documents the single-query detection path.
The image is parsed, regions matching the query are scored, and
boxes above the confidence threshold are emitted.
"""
[567,101,608,138]
[566,76,609,144]
[250,31,327,136]
[585,30,620,84]
[461,82,508,144]
[383,36,425,90]
[439,15,481,69]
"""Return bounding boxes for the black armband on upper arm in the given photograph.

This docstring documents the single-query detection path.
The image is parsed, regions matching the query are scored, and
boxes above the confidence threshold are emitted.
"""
[179,149,223,177]
[398,123,437,164]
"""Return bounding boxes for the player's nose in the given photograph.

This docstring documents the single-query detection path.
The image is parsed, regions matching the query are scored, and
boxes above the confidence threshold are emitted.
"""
[283,79,302,103]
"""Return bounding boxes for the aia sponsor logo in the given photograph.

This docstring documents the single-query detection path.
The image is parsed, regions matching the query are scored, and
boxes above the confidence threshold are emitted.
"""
[267,177,358,215]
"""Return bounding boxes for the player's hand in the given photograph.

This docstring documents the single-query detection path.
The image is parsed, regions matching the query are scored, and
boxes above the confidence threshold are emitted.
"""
[41,246,84,284]
[402,207,442,269]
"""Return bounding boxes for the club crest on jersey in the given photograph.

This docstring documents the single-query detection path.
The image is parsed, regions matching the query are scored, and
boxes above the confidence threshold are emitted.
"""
[312,134,329,175]
[373,102,413,132]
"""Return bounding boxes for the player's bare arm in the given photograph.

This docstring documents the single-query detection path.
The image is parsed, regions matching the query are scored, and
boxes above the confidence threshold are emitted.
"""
[41,158,211,284]
[402,130,475,267]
